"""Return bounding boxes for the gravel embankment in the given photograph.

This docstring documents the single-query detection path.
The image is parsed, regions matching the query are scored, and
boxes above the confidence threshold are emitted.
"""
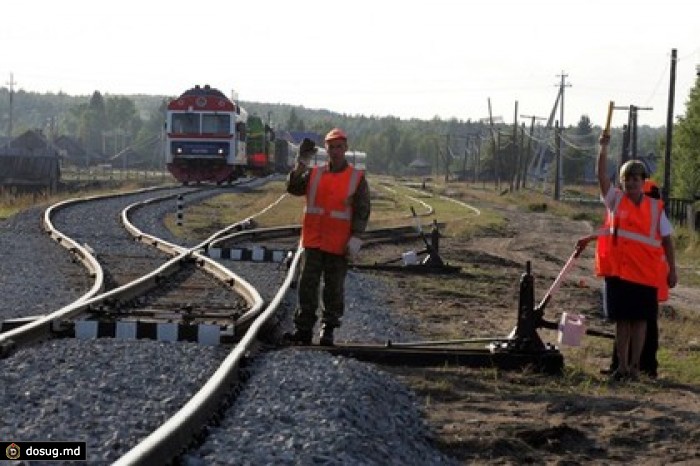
[0,207,91,319]
[1,188,457,465]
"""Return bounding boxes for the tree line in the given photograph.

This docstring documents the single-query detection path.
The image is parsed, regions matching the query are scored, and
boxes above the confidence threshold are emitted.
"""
[1,83,698,199]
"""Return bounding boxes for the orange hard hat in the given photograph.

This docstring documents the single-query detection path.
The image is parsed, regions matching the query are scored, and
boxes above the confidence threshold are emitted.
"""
[325,128,347,142]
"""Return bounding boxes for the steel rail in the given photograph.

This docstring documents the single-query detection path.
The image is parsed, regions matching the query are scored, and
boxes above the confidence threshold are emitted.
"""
[113,241,303,466]
[0,185,231,354]
[121,196,263,311]
[40,185,185,305]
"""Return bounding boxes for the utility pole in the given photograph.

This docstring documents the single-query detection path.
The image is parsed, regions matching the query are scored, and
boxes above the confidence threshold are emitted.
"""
[487,98,500,190]
[629,104,653,159]
[614,104,653,165]
[475,134,482,186]
[433,138,439,179]
[5,73,16,147]
[516,123,526,190]
[556,72,572,129]
[555,72,572,193]
[446,132,480,182]
[617,123,629,186]
[511,101,518,192]
[461,145,468,179]
[520,114,547,189]
[445,133,451,182]
[663,48,677,210]
[554,121,561,201]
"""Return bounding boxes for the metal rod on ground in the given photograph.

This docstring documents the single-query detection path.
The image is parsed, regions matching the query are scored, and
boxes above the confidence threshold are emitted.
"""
[386,337,513,348]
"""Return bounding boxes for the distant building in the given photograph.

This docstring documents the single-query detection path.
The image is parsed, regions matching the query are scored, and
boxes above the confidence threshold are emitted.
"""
[0,130,60,191]
[53,135,88,165]
[408,158,431,177]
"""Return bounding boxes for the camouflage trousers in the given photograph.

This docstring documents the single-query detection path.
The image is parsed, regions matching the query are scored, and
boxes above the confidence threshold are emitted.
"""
[294,248,348,332]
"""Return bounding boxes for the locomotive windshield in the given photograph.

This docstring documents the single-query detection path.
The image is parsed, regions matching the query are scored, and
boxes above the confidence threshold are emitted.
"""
[171,113,231,135]
[172,113,199,134]
[203,114,231,134]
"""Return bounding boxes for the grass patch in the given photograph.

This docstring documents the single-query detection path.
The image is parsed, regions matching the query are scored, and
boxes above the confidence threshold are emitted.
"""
[673,226,700,287]
[165,181,304,240]
[0,180,171,221]
[657,349,700,383]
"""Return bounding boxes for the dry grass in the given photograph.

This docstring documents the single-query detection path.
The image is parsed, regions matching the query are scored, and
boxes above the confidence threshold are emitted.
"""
[0,180,171,220]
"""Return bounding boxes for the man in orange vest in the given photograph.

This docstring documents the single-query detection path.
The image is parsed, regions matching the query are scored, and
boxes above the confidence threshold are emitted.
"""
[284,128,371,346]
[590,133,677,380]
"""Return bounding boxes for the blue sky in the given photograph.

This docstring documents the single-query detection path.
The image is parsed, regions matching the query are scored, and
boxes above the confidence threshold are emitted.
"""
[2,0,698,128]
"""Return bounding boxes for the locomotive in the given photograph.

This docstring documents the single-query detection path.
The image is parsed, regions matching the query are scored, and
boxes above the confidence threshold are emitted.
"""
[164,85,368,184]
[245,115,276,174]
[165,85,247,184]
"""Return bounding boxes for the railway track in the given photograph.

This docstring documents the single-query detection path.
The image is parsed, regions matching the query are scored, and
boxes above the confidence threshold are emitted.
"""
[0,180,285,463]
[0,178,489,465]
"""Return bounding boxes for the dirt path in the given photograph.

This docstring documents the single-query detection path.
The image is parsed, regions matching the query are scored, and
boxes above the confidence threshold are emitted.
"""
[373,203,700,464]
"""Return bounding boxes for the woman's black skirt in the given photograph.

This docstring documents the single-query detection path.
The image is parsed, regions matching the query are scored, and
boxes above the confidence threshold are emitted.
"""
[604,276,658,321]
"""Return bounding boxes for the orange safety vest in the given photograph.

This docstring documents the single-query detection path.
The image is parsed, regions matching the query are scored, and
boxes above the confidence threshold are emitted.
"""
[595,190,663,288]
[301,163,363,255]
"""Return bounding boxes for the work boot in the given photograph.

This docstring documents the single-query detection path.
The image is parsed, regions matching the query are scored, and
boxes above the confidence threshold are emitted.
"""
[282,329,312,346]
[319,325,335,346]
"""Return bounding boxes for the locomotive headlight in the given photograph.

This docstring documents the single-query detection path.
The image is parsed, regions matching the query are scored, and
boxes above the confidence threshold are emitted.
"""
[218,148,224,154]
[177,147,183,154]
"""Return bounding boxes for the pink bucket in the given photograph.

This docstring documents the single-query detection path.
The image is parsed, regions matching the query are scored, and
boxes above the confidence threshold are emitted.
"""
[558,312,586,347]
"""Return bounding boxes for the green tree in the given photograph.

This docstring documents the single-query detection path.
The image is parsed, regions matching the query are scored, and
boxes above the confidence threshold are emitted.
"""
[76,91,108,160]
[562,115,596,183]
[286,108,306,132]
[133,98,167,169]
[106,96,141,136]
[671,75,700,199]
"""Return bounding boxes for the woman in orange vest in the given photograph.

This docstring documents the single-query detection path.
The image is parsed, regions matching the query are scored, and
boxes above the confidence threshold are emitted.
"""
[284,128,371,346]
[580,178,671,378]
[590,133,677,381]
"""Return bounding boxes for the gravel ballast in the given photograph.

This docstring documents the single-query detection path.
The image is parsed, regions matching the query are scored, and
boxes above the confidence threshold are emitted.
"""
[1,190,457,465]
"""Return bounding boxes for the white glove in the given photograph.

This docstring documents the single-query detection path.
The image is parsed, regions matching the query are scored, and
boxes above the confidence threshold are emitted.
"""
[346,236,363,258]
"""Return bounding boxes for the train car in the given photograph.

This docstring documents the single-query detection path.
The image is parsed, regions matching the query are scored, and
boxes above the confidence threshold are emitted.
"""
[308,149,367,170]
[307,147,329,167]
[273,139,293,173]
[270,144,368,172]
[246,115,275,174]
[346,150,367,171]
[165,85,247,184]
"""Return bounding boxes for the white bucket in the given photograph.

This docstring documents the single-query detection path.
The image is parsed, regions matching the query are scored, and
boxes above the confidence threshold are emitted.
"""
[402,251,418,266]
[558,312,586,347]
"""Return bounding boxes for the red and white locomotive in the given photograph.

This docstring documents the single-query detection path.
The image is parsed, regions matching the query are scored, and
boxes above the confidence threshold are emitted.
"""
[165,85,247,184]
[164,85,368,183]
